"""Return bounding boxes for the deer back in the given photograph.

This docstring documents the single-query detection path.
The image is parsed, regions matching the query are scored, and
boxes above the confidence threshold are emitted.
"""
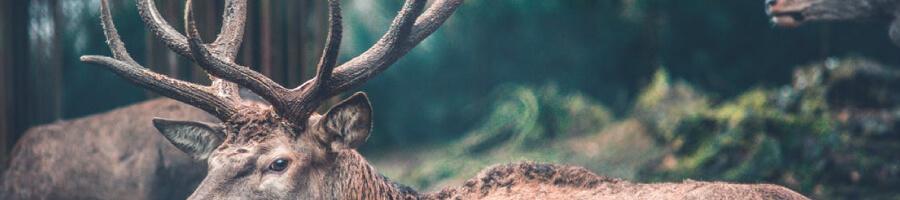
[2,98,212,200]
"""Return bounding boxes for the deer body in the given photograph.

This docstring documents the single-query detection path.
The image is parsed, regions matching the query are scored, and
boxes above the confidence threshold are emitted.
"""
[75,0,808,199]
[1,98,210,200]
[434,162,804,200]
[766,0,900,45]
[246,150,807,200]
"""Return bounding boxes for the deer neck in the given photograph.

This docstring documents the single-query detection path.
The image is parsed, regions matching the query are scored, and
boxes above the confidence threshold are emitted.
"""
[326,150,419,200]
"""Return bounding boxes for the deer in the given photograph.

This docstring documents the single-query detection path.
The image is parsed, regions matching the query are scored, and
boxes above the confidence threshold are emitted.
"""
[765,0,900,46]
[72,0,811,199]
[1,98,212,199]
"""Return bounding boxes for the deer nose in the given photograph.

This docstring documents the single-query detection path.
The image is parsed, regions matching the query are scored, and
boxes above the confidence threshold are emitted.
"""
[766,0,780,8]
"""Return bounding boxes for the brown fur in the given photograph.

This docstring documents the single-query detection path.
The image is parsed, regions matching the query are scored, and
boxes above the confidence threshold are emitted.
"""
[1,98,212,200]
[425,162,807,200]
[225,106,287,144]
[287,149,810,200]
[328,151,420,200]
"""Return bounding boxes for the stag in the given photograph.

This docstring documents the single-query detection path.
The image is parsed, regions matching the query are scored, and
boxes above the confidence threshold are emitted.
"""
[765,0,900,45]
[76,0,809,199]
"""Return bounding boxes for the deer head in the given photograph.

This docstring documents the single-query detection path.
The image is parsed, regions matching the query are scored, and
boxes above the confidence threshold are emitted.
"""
[81,0,461,199]
[765,0,900,45]
[765,0,885,27]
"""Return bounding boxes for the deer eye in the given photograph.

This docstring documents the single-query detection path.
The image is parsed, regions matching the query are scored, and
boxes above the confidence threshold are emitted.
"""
[268,158,290,172]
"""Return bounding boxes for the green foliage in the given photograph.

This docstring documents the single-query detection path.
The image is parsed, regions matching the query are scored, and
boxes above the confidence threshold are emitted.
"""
[635,59,900,199]
[354,0,900,146]
[634,68,709,141]
[632,67,829,192]
[461,84,613,151]
[654,87,836,183]
[374,61,900,198]
[372,84,621,190]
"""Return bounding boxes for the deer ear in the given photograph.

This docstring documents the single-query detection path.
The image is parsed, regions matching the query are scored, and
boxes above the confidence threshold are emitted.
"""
[320,92,373,149]
[152,118,226,160]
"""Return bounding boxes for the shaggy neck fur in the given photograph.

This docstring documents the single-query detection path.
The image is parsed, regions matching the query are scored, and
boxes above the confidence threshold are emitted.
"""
[325,151,419,200]
[307,150,808,200]
[318,150,627,200]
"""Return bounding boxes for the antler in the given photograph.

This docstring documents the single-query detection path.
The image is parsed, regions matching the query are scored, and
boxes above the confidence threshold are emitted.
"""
[80,0,249,120]
[187,0,463,128]
[83,0,461,128]
[138,0,246,101]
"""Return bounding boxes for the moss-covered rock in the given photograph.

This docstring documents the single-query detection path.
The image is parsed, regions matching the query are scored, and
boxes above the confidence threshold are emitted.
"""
[639,58,900,199]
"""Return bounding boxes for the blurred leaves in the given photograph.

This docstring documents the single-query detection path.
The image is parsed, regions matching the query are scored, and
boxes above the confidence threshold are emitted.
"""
[371,83,627,190]
[373,59,900,199]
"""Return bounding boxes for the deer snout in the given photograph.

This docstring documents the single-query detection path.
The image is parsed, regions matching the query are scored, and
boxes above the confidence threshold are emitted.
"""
[766,0,806,27]
[765,0,788,15]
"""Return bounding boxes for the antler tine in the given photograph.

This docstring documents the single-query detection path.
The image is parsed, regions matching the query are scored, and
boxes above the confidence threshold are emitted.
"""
[136,0,247,60]
[211,0,248,59]
[279,0,345,123]
[137,0,190,57]
[82,0,239,120]
[313,0,343,88]
[407,0,465,46]
[97,0,138,65]
[184,0,289,110]
[283,0,462,125]
[299,0,462,97]
[137,0,248,100]
[187,0,345,127]
[208,0,247,100]
[178,0,461,128]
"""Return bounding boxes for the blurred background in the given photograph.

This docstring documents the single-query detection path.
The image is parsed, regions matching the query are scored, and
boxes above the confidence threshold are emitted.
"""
[2,0,900,199]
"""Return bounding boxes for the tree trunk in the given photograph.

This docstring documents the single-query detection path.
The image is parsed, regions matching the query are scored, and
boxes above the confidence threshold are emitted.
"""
[0,0,9,169]
[3,0,30,168]
[260,0,275,83]
[271,0,286,84]
[28,0,63,126]
[285,0,302,86]
[49,0,63,120]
